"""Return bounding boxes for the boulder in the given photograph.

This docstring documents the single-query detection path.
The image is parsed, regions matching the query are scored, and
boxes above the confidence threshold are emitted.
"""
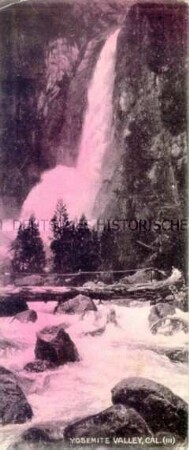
[12,310,37,323]
[0,368,33,424]
[8,422,65,449]
[21,421,65,443]
[24,360,56,373]
[148,303,175,328]
[22,427,52,443]
[0,366,17,381]
[150,316,188,336]
[0,296,28,317]
[55,294,97,315]
[0,366,34,396]
[164,349,188,364]
[64,404,151,439]
[112,377,188,438]
[35,325,79,366]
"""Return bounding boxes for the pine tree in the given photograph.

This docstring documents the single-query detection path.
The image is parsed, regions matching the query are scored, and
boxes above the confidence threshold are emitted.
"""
[73,215,100,272]
[90,227,101,271]
[50,200,75,273]
[11,215,46,273]
[100,224,118,270]
[73,214,92,271]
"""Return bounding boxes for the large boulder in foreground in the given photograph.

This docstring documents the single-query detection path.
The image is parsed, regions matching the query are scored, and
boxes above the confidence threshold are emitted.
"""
[0,295,28,317]
[55,294,97,315]
[0,367,33,424]
[64,404,151,439]
[112,377,188,438]
[35,325,79,366]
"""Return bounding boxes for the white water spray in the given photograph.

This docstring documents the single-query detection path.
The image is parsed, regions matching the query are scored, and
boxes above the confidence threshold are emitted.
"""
[22,29,120,222]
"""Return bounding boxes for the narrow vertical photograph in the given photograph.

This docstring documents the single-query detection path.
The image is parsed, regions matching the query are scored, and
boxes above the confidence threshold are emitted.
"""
[0,0,188,449]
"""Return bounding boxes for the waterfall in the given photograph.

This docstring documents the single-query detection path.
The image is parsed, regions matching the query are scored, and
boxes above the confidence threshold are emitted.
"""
[22,29,120,223]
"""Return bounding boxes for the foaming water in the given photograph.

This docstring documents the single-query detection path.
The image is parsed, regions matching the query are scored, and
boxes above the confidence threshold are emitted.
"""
[0,302,188,449]
[22,29,120,223]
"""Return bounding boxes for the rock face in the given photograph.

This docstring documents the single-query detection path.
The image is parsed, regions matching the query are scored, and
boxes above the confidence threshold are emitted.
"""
[35,325,79,366]
[112,377,188,438]
[97,2,187,272]
[12,310,37,323]
[0,367,33,424]
[55,294,97,315]
[64,404,151,439]
[0,296,28,317]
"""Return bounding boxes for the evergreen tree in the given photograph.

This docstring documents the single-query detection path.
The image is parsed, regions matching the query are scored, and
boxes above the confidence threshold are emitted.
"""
[73,214,92,271]
[90,227,101,271]
[50,200,75,272]
[11,215,46,273]
[100,224,118,270]
[72,215,100,272]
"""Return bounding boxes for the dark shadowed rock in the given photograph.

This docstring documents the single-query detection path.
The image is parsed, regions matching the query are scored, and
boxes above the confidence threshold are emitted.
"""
[24,360,56,373]
[0,296,28,317]
[0,369,33,424]
[21,421,65,443]
[22,427,52,442]
[35,325,79,366]
[164,348,188,364]
[0,366,34,396]
[12,310,37,323]
[55,294,97,315]
[64,404,151,439]
[8,422,66,449]
[112,377,188,438]
[0,366,17,381]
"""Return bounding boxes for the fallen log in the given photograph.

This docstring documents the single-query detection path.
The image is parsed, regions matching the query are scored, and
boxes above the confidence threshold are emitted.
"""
[0,269,184,304]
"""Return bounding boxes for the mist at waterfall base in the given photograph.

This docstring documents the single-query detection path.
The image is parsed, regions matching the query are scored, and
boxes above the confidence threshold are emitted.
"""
[0,300,188,449]
[22,29,120,224]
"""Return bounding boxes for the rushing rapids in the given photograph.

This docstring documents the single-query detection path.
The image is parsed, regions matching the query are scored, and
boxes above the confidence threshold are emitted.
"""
[0,300,188,449]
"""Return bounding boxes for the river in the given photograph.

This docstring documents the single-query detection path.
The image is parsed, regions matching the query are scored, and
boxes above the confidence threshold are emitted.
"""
[0,300,188,449]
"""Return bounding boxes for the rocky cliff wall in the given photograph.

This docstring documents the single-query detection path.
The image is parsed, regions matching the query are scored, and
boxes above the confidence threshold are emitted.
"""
[96,2,188,270]
[0,0,125,217]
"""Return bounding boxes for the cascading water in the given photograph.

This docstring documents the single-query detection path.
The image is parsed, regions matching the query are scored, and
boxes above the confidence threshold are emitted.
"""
[22,29,120,223]
[0,301,188,450]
